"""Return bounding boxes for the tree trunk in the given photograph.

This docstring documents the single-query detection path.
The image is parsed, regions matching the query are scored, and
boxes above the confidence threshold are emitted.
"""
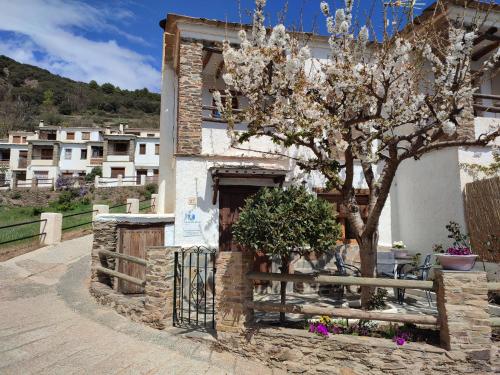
[359,231,378,309]
[279,255,289,323]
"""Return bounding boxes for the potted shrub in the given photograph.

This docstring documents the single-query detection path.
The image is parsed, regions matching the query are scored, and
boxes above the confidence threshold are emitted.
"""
[434,222,477,271]
[391,241,407,257]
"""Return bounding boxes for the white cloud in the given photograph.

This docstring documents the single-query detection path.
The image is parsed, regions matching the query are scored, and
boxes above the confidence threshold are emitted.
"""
[0,0,161,91]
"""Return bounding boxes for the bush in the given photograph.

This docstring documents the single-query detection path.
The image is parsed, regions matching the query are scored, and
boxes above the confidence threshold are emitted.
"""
[144,183,157,198]
[10,191,21,199]
[85,167,102,182]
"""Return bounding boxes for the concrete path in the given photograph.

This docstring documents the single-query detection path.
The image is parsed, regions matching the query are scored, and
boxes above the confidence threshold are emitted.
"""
[0,236,282,375]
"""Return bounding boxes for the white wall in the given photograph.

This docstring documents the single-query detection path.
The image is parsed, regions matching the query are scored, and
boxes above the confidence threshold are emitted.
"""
[59,144,87,172]
[101,162,135,178]
[392,148,465,253]
[58,129,101,142]
[158,62,177,214]
[135,138,159,168]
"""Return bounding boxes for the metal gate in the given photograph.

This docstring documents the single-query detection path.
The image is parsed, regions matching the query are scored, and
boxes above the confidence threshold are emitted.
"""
[173,246,217,329]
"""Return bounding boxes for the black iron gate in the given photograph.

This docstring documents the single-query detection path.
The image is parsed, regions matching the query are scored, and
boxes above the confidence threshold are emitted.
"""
[173,246,217,329]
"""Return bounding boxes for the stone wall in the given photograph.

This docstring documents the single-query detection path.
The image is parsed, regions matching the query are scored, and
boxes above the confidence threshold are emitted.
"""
[217,326,493,375]
[176,38,203,155]
[90,219,176,329]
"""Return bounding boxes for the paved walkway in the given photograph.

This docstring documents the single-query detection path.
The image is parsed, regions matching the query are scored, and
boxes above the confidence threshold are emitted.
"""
[0,236,282,375]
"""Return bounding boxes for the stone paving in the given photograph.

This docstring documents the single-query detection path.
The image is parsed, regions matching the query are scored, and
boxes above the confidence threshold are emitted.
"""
[0,235,283,375]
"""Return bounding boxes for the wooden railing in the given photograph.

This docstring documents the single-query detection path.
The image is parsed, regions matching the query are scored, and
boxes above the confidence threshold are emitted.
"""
[246,271,438,326]
[202,105,243,123]
[96,250,146,287]
[90,157,103,165]
[473,93,500,114]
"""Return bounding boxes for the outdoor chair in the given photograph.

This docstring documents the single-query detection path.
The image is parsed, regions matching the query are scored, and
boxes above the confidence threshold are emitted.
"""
[334,251,361,276]
[376,252,396,278]
[398,254,433,307]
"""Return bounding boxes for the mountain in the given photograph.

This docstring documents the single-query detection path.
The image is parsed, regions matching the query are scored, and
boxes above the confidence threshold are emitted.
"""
[0,55,160,137]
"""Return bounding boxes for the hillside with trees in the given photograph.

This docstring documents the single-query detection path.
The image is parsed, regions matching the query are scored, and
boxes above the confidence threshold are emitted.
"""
[0,55,160,137]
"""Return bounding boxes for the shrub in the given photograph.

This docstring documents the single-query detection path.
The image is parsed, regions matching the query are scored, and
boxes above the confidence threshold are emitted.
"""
[144,183,157,198]
[10,191,21,199]
[367,288,388,310]
[233,186,341,322]
[85,166,102,182]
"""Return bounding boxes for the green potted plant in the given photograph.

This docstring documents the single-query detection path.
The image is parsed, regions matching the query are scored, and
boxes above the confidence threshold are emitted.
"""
[391,241,407,258]
[233,186,341,322]
[434,222,477,271]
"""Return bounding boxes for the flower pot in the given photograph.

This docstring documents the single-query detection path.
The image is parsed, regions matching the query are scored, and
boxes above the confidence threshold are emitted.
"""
[391,249,408,258]
[436,254,477,271]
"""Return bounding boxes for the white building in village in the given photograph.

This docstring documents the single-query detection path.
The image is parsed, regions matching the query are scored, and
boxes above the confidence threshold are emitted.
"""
[156,1,499,257]
[0,122,160,188]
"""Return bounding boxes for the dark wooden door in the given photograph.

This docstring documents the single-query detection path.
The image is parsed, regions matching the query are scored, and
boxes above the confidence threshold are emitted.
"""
[218,185,272,282]
[117,224,164,294]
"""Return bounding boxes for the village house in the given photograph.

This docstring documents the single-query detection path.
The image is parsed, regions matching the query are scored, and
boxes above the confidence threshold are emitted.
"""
[0,121,160,188]
[155,1,499,261]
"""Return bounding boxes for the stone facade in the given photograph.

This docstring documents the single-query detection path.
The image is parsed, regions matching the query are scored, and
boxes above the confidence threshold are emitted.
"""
[435,270,492,361]
[176,38,203,155]
[215,251,254,334]
[90,220,176,329]
[217,326,493,375]
[142,246,176,329]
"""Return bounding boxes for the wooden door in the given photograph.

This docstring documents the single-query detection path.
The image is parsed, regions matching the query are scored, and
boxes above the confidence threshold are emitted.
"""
[117,224,164,294]
[111,167,125,178]
[218,185,272,282]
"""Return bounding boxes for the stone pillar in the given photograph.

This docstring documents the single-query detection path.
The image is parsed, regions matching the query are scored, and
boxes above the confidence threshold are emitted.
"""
[142,246,177,329]
[39,212,62,246]
[177,38,203,155]
[91,220,118,284]
[117,174,123,186]
[92,204,109,220]
[151,193,158,213]
[32,177,38,188]
[10,172,16,189]
[126,198,139,214]
[103,139,108,162]
[27,143,33,164]
[94,175,100,188]
[435,270,491,361]
[129,139,135,162]
[140,174,146,186]
[215,251,254,335]
[52,143,60,166]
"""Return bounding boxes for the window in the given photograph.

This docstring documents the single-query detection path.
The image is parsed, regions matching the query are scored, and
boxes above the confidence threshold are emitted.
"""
[91,146,103,157]
[82,132,90,140]
[12,136,21,144]
[211,91,239,118]
[147,133,155,137]
[47,133,56,140]
[155,144,159,155]
[81,149,87,160]
[64,149,72,160]
[111,167,125,178]
[113,142,128,154]
[41,148,53,160]
[139,144,146,155]
[153,169,159,176]
[66,132,75,140]
[21,136,27,143]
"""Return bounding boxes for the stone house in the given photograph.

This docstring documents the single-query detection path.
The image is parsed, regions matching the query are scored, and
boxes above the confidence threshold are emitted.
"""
[155,1,499,267]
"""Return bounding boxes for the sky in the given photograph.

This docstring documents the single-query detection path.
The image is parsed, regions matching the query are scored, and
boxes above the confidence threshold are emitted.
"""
[0,0,436,93]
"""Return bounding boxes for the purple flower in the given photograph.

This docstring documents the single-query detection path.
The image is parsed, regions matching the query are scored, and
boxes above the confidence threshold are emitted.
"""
[316,323,329,336]
[446,246,472,256]
[309,324,315,333]
[395,337,406,346]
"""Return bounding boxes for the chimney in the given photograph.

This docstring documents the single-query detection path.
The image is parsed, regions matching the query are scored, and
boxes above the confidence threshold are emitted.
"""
[39,120,44,128]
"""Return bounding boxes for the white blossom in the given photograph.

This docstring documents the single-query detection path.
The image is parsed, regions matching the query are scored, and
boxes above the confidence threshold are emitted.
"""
[320,1,329,16]
[442,121,457,136]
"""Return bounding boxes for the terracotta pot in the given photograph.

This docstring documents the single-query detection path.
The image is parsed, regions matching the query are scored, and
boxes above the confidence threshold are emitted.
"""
[436,254,477,271]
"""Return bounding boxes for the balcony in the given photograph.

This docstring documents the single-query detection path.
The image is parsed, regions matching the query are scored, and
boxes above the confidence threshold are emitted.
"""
[90,157,103,165]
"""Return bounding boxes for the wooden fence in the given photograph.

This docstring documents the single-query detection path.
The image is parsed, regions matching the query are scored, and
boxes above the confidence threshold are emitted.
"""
[464,176,500,262]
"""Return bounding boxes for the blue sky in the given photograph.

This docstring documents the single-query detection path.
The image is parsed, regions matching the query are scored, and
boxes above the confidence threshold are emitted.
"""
[0,0,435,93]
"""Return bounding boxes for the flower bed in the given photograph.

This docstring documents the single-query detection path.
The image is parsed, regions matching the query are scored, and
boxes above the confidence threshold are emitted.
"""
[307,316,440,346]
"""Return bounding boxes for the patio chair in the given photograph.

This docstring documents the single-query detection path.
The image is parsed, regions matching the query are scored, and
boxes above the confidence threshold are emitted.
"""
[334,251,361,276]
[398,254,433,307]
[376,252,396,278]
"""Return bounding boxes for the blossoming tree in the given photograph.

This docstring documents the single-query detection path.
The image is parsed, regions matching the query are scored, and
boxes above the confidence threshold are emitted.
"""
[215,0,500,305]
